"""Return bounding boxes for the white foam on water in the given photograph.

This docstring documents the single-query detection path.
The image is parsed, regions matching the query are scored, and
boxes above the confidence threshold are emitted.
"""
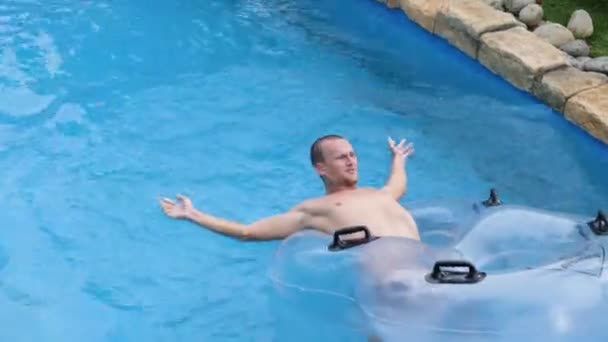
[0,47,32,84]
[0,84,55,117]
[33,31,63,77]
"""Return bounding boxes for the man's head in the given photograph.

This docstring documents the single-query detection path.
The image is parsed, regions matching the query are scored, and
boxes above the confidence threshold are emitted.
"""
[310,134,358,190]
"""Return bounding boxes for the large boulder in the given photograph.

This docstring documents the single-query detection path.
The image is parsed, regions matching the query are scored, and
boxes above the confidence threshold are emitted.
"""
[504,0,535,14]
[583,57,608,75]
[565,55,592,70]
[559,39,590,57]
[567,9,593,39]
[533,22,575,47]
[518,4,543,28]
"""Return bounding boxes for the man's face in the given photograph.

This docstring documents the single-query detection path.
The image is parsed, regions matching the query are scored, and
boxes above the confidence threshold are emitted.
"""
[315,138,358,186]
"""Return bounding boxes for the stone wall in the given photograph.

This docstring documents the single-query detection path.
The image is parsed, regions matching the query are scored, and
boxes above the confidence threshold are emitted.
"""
[375,0,608,145]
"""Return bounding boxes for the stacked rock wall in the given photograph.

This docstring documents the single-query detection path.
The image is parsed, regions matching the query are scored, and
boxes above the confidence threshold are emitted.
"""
[375,0,608,144]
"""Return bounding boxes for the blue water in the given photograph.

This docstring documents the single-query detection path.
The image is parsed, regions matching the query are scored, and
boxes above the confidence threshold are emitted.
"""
[1,0,607,340]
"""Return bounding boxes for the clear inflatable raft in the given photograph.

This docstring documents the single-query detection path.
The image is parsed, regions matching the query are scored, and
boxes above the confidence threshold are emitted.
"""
[269,190,608,342]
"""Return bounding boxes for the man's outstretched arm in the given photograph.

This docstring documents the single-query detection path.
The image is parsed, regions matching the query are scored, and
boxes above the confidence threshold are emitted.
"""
[382,137,414,200]
[160,195,310,241]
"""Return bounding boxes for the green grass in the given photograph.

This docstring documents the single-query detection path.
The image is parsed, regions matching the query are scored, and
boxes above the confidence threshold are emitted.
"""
[542,0,608,57]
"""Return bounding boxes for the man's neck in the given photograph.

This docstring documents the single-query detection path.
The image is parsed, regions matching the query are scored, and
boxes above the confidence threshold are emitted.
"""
[325,184,357,195]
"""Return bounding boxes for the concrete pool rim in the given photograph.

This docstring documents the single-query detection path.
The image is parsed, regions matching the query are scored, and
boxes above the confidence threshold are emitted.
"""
[374,0,608,145]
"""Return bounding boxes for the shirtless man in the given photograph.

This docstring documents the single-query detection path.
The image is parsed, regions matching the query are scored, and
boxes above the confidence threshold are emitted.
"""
[159,134,420,242]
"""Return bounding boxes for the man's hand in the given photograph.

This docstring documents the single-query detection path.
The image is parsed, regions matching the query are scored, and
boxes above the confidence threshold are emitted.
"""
[160,194,194,219]
[382,137,414,200]
[388,136,414,159]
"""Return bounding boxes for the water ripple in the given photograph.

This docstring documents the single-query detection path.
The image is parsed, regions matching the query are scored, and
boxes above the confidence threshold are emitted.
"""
[82,280,144,313]
[0,245,7,272]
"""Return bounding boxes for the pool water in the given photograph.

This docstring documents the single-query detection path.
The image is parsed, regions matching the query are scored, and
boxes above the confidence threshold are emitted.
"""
[1,0,607,340]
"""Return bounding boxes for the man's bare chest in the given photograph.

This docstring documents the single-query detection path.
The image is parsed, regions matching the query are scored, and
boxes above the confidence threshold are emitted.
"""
[316,191,388,217]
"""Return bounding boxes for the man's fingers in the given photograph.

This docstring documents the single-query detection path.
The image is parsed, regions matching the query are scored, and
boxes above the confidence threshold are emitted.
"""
[160,201,175,212]
[161,197,175,205]
[160,202,171,212]
[389,137,414,157]
[393,142,414,157]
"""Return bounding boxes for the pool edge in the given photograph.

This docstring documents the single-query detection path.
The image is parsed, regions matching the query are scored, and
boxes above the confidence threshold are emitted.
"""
[374,0,608,145]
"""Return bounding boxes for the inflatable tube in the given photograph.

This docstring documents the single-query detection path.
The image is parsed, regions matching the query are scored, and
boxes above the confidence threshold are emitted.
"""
[269,192,608,342]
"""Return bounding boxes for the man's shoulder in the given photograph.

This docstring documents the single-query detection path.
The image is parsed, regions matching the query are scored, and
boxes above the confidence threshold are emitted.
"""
[290,195,332,214]
[360,186,383,193]
[293,196,326,209]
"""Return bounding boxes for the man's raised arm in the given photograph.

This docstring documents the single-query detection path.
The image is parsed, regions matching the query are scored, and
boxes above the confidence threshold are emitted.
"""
[381,137,414,200]
[160,195,310,241]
